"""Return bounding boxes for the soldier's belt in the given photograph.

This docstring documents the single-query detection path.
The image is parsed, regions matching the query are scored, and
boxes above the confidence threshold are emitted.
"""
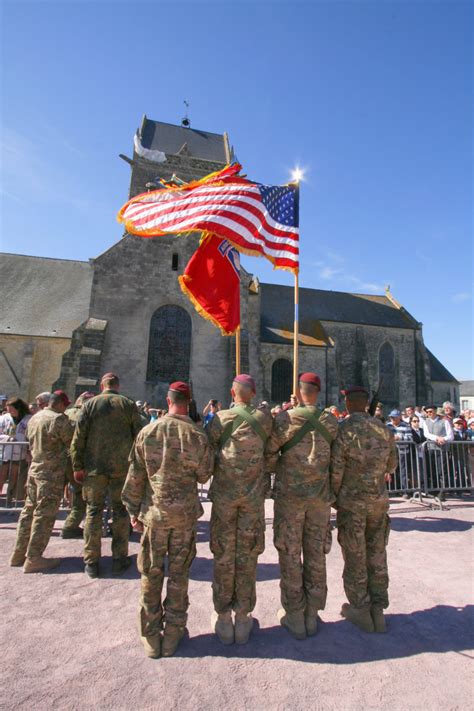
[219,405,268,448]
[280,407,334,454]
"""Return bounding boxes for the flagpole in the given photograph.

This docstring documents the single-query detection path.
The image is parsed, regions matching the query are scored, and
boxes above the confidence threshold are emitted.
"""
[235,325,241,376]
[292,179,300,396]
[293,271,299,394]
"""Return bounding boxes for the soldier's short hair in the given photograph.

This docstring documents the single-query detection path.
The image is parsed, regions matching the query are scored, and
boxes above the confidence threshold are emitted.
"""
[101,373,120,388]
[167,389,189,405]
[346,390,369,405]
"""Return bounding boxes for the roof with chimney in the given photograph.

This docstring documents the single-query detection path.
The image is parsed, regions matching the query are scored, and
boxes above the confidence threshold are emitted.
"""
[260,282,419,345]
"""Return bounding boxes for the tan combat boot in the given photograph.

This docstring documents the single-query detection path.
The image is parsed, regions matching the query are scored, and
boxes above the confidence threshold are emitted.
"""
[9,550,26,567]
[305,608,319,637]
[235,613,254,645]
[140,634,161,659]
[23,556,61,574]
[278,609,306,640]
[161,625,187,657]
[341,603,374,632]
[211,611,234,645]
[371,606,386,633]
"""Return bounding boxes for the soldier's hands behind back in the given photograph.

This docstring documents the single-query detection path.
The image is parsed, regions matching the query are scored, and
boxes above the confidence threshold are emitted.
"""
[131,516,144,533]
[73,470,86,484]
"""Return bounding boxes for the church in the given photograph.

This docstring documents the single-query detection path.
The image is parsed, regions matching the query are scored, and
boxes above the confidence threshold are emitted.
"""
[0,116,459,411]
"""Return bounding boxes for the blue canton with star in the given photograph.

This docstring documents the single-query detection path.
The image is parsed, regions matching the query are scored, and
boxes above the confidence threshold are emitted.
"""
[259,185,298,227]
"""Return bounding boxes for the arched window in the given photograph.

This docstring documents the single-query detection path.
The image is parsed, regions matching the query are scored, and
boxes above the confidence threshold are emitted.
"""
[271,358,292,404]
[146,305,192,383]
[378,341,397,407]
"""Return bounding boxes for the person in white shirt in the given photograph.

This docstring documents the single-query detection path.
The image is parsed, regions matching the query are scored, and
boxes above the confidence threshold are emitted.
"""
[422,406,454,496]
[422,407,454,445]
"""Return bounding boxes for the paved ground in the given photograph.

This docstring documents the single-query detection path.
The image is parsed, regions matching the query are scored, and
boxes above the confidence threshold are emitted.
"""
[1,495,473,711]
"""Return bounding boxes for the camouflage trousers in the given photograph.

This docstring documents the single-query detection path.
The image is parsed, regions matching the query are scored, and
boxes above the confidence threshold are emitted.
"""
[337,502,390,609]
[274,499,330,614]
[138,523,196,635]
[82,474,129,564]
[210,497,265,616]
[63,484,86,531]
[13,475,63,558]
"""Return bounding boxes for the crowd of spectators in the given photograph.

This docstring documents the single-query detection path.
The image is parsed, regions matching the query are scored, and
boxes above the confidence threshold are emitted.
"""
[1,391,473,507]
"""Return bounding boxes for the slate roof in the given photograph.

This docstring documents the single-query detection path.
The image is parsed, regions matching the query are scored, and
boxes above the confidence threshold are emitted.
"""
[139,117,228,163]
[460,380,474,396]
[0,253,93,338]
[426,349,459,383]
[260,283,419,344]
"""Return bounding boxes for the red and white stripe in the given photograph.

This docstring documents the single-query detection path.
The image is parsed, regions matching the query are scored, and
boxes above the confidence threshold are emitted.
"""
[120,182,299,271]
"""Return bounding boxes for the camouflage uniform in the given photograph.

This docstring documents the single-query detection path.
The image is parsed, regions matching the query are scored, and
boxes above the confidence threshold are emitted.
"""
[12,408,74,558]
[207,405,273,616]
[122,414,213,635]
[63,404,86,533]
[330,412,398,610]
[70,389,143,564]
[266,406,339,616]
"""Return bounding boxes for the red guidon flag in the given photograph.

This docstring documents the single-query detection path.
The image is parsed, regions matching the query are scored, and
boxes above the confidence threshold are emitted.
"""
[117,163,299,273]
[178,235,240,336]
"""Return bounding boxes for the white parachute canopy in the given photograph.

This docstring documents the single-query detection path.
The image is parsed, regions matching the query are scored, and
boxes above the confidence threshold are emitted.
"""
[133,132,166,163]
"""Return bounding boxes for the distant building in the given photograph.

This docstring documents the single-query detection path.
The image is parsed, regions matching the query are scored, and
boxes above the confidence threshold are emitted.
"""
[459,381,474,412]
[0,116,459,410]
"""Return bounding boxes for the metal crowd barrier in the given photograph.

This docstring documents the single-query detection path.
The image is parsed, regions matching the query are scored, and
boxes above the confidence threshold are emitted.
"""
[389,440,473,508]
[0,441,31,507]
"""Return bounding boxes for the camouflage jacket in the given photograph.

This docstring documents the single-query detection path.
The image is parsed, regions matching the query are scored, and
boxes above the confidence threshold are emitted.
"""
[330,412,398,511]
[70,390,143,477]
[26,408,74,481]
[65,405,82,426]
[122,414,213,527]
[265,406,339,503]
[207,404,273,502]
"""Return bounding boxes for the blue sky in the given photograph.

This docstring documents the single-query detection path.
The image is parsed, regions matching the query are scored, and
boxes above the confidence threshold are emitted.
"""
[1,0,472,379]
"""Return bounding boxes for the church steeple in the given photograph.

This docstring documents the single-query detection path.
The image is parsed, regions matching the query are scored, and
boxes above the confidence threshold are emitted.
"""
[119,116,230,199]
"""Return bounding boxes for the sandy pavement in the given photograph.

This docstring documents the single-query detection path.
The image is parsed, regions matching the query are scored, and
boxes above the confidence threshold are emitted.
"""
[1,495,473,711]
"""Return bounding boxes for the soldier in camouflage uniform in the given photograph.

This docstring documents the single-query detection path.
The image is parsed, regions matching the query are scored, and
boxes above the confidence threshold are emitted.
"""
[330,386,398,633]
[122,381,213,658]
[266,372,338,639]
[71,373,143,578]
[9,391,74,573]
[206,374,273,646]
[62,392,95,539]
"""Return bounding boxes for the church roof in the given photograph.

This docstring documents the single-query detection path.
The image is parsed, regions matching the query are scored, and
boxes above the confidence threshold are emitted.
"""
[139,116,228,163]
[0,253,93,338]
[460,380,474,396]
[426,348,458,383]
[260,283,419,344]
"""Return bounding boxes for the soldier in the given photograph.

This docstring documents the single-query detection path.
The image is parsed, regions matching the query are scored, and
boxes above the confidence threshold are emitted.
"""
[330,386,398,633]
[9,391,74,573]
[266,372,338,639]
[206,374,273,646]
[122,381,213,658]
[61,391,95,539]
[71,373,143,578]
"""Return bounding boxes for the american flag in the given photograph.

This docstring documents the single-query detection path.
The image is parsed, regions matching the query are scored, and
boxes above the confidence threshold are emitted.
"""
[117,164,299,273]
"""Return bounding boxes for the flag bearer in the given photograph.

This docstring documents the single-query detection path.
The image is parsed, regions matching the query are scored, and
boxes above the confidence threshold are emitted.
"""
[207,374,273,645]
[266,373,338,639]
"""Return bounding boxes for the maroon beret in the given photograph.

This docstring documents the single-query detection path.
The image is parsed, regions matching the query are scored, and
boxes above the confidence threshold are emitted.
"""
[299,372,321,389]
[169,381,191,399]
[53,390,71,407]
[233,374,256,392]
[341,386,369,396]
